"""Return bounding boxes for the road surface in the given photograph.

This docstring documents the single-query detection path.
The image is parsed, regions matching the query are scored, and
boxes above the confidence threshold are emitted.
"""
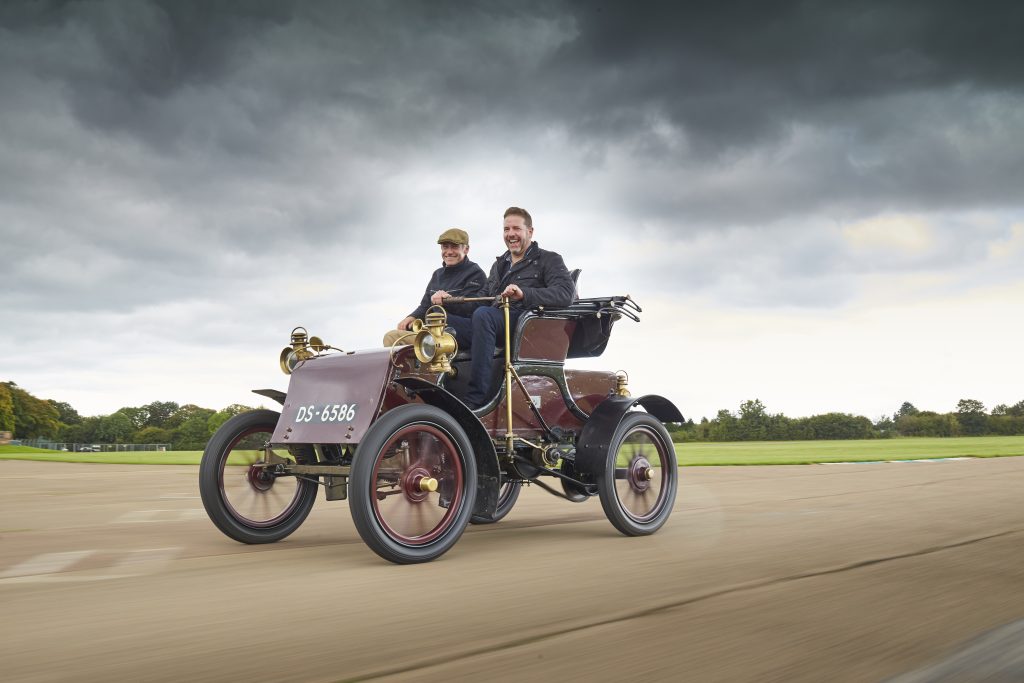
[2,456,1023,682]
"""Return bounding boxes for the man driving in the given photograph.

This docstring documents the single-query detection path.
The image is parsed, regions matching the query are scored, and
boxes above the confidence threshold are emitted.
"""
[382,228,486,347]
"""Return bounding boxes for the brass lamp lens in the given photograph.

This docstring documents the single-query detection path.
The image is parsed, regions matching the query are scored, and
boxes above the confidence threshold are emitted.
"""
[279,347,297,374]
[419,334,436,361]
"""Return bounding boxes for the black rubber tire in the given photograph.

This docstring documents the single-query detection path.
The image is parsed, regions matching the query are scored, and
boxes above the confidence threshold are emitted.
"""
[560,477,591,502]
[470,478,521,524]
[597,412,678,536]
[349,404,477,564]
[199,409,318,544]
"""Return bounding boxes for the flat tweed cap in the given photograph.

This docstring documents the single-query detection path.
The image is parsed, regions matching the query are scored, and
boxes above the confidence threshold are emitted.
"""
[437,228,470,245]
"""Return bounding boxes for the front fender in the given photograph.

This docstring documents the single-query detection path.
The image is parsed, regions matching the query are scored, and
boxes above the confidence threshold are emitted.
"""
[394,377,501,521]
[574,394,683,481]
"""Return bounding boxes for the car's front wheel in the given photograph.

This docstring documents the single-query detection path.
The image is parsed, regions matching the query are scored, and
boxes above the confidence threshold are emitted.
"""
[349,405,477,564]
[199,409,318,544]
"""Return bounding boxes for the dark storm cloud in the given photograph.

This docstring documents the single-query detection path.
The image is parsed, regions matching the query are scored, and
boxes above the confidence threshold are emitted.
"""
[2,0,1023,319]
[536,1,1024,224]
[552,1,1024,139]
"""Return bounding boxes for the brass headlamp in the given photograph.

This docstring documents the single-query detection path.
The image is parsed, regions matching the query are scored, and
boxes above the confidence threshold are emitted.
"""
[279,326,331,375]
[411,306,458,374]
[615,370,631,397]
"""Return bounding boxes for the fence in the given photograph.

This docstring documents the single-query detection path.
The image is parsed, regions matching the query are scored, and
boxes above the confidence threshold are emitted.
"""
[20,439,173,453]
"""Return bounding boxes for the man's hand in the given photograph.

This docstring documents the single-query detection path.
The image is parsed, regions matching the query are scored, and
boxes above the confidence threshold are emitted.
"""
[430,290,450,306]
[499,284,525,301]
[397,316,415,331]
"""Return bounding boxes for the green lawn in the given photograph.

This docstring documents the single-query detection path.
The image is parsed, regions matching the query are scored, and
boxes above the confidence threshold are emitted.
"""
[674,435,1024,466]
[0,445,206,465]
[3,436,1023,466]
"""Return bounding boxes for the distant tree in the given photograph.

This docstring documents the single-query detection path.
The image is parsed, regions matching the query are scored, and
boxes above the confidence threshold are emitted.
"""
[873,415,895,438]
[709,408,739,441]
[737,399,770,440]
[897,411,959,437]
[116,406,148,431]
[60,415,102,444]
[956,398,985,414]
[207,404,254,435]
[96,412,135,443]
[133,425,173,445]
[0,383,14,432]
[956,398,987,436]
[991,404,1008,416]
[171,406,216,450]
[141,401,180,428]
[47,400,82,425]
[694,417,711,441]
[3,382,60,439]
[804,413,874,440]
[165,404,214,429]
[988,414,1024,436]
[894,402,919,421]
[1006,400,1024,417]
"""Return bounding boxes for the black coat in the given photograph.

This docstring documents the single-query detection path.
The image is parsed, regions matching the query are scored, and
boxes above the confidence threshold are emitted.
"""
[484,241,575,313]
[410,258,487,320]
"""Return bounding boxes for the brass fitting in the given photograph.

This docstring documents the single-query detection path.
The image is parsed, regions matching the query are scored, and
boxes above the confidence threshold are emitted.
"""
[279,326,333,374]
[412,306,458,374]
[615,370,631,397]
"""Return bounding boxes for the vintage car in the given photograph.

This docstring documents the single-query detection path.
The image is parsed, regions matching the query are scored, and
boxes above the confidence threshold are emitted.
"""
[199,290,683,563]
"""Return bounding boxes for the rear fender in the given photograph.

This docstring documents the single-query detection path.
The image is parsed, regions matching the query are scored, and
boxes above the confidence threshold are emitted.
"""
[574,394,683,481]
[394,377,501,521]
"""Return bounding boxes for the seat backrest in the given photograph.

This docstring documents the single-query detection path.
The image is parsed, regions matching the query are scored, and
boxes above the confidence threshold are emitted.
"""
[569,268,581,300]
[513,313,576,363]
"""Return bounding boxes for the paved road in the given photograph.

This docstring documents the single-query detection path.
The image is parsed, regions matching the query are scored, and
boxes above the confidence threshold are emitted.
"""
[1,457,1023,682]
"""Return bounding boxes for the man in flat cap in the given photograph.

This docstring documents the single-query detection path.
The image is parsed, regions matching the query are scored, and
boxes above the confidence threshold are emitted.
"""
[383,228,487,347]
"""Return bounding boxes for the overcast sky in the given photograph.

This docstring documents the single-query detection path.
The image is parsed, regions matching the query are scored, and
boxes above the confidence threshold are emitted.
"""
[2,0,1023,423]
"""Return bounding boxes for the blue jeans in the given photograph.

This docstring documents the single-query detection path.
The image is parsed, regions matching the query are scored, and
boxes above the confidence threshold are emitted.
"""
[444,314,472,349]
[457,306,520,408]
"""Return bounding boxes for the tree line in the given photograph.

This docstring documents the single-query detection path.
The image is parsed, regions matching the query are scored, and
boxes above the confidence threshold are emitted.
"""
[669,398,1024,442]
[1,381,256,450]
[5,381,1024,448]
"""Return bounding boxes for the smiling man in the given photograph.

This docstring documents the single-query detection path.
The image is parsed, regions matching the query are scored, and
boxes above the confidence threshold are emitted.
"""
[382,228,486,347]
[462,206,575,409]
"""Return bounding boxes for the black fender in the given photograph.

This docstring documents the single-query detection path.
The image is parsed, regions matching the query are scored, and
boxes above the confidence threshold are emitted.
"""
[252,388,287,406]
[574,394,683,482]
[393,377,501,521]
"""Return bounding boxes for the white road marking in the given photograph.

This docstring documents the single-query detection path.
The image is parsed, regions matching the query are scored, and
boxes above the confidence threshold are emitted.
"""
[114,509,205,523]
[0,547,183,584]
[0,550,94,579]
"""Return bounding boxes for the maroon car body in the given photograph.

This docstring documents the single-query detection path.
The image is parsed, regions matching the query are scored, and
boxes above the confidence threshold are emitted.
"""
[200,294,683,564]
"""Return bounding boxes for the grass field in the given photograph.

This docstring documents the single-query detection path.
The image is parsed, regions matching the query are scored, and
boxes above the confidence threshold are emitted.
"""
[674,436,1024,466]
[3,436,1023,467]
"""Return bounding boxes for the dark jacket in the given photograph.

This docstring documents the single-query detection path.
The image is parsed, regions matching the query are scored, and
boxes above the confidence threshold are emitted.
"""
[410,258,487,320]
[484,241,575,313]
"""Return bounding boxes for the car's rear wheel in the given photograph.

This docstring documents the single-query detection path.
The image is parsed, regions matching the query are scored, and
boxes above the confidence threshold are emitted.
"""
[199,409,318,544]
[349,405,477,564]
[471,477,521,524]
[597,412,677,536]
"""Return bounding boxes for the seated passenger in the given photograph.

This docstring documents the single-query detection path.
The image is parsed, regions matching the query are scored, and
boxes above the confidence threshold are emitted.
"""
[459,206,575,409]
[382,228,487,347]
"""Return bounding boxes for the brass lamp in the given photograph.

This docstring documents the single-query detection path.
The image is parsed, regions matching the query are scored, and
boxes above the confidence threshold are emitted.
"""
[279,326,334,375]
[412,306,458,374]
